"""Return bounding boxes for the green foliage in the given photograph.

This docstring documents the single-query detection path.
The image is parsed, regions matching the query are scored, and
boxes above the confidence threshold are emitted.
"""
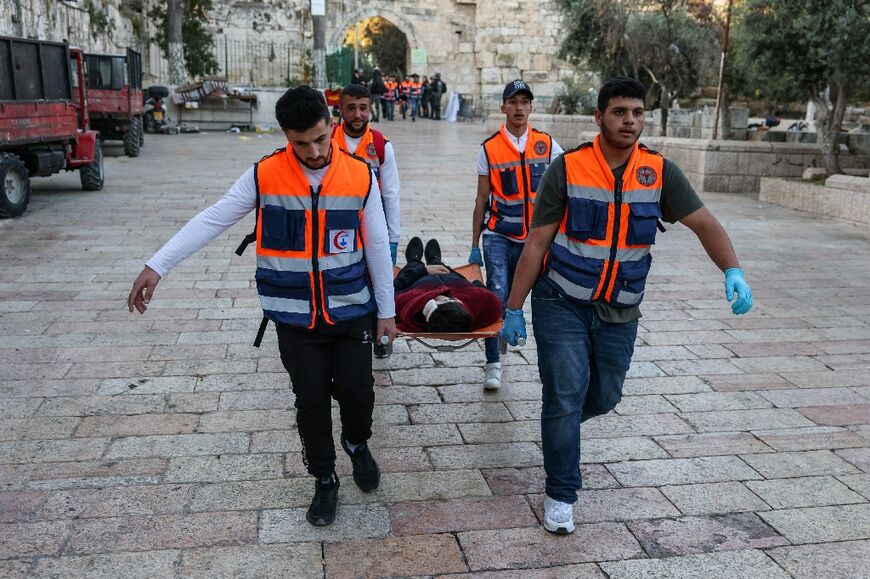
[732,0,870,102]
[86,0,114,40]
[555,75,598,115]
[154,0,219,78]
[355,17,408,77]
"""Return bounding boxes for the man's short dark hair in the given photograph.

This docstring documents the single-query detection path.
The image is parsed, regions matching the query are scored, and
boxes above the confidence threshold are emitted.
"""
[275,86,330,132]
[597,77,647,112]
[427,301,473,333]
[341,84,371,100]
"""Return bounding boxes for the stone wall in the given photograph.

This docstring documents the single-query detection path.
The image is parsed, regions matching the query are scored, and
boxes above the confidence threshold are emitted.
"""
[760,175,870,224]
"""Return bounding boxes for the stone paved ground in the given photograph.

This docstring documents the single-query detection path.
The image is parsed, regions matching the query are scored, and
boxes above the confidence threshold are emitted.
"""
[1,118,869,578]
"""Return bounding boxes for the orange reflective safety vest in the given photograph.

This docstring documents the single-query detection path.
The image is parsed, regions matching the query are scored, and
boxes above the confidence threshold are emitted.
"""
[399,81,411,98]
[384,81,397,101]
[332,122,386,183]
[254,142,376,329]
[410,81,422,98]
[482,124,553,240]
[543,135,665,308]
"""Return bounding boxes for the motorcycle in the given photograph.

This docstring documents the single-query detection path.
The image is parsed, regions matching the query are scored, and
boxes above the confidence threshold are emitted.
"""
[143,85,169,133]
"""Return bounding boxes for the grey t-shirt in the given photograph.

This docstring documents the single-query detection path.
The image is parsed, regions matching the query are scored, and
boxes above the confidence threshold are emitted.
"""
[532,153,704,322]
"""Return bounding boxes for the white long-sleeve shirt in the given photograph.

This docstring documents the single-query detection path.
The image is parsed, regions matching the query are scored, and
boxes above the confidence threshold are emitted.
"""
[146,161,396,319]
[341,134,400,243]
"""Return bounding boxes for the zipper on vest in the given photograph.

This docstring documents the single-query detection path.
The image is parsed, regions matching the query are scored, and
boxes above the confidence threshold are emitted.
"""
[311,185,322,320]
[598,178,622,301]
[519,151,530,235]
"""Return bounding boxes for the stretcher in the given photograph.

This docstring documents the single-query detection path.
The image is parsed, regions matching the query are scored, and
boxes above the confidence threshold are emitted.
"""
[393,263,504,352]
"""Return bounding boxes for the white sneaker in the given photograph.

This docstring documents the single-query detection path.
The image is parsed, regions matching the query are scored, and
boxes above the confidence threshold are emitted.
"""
[543,496,575,534]
[484,362,502,390]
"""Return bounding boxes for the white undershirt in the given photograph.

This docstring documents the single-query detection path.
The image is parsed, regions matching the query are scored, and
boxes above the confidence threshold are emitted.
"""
[146,159,396,319]
[341,133,400,243]
[476,126,563,241]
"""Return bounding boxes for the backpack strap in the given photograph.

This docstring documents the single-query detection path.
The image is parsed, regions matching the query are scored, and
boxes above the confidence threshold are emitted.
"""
[235,161,262,256]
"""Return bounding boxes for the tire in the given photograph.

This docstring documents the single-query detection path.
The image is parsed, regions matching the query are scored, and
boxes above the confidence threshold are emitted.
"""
[0,153,31,218]
[123,118,141,157]
[143,112,155,133]
[80,140,105,191]
[139,118,145,147]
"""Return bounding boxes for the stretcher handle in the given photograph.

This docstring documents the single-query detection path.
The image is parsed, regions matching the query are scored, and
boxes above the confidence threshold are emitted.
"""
[379,335,390,345]
[517,337,526,347]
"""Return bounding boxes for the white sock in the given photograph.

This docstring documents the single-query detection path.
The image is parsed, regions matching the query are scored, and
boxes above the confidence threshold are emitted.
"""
[346,441,361,453]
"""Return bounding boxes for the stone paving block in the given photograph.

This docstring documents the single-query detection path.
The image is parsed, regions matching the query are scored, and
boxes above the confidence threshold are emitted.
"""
[836,447,870,472]
[333,403,408,426]
[722,328,823,343]
[428,443,543,470]
[625,361,667,379]
[198,409,296,432]
[163,358,258,376]
[179,544,323,579]
[65,361,169,379]
[0,417,79,441]
[682,408,814,432]
[613,395,679,415]
[390,495,537,535]
[661,481,770,515]
[105,433,249,459]
[196,372,290,392]
[759,503,870,543]
[2,458,167,491]
[704,373,792,392]
[37,484,195,519]
[371,353,434,371]
[0,398,43,418]
[642,330,734,346]
[285,446,433,478]
[685,344,736,359]
[31,550,181,579]
[726,341,824,357]
[607,456,762,487]
[458,420,540,444]
[149,343,227,360]
[838,474,870,499]
[216,389,294,410]
[622,375,711,395]
[799,404,870,426]
[391,366,483,386]
[483,464,620,495]
[409,402,513,424]
[628,512,787,557]
[752,426,869,451]
[438,563,606,578]
[74,413,199,437]
[781,369,870,389]
[260,504,391,543]
[438,381,543,402]
[36,395,166,417]
[0,520,71,558]
[370,423,464,448]
[165,392,220,413]
[2,363,72,380]
[374,385,442,404]
[730,356,828,373]
[759,387,869,408]
[164,453,283,482]
[600,549,790,579]
[767,540,870,579]
[504,400,541,421]
[654,432,772,458]
[0,560,29,578]
[65,511,258,554]
[582,413,695,439]
[96,376,197,396]
[530,487,680,523]
[581,436,670,463]
[664,391,772,412]
[746,476,865,509]
[189,477,313,511]
[324,534,467,578]
[740,449,860,478]
[458,523,643,570]
[249,429,303,453]
[655,359,743,376]
[0,438,109,464]
[0,490,47,522]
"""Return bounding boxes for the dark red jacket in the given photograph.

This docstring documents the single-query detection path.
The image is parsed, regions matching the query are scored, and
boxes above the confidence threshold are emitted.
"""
[394,265,502,332]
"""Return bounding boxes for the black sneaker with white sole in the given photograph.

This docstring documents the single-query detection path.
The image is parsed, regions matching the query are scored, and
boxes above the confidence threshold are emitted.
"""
[341,435,380,492]
[306,475,339,526]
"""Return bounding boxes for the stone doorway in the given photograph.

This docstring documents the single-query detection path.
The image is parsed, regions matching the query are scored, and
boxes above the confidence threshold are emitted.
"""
[343,16,410,78]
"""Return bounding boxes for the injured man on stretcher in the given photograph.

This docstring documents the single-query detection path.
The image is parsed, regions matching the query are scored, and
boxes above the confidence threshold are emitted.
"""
[394,237,502,334]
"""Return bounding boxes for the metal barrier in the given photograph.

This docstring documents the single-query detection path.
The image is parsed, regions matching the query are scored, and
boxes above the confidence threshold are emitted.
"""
[212,37,303,87]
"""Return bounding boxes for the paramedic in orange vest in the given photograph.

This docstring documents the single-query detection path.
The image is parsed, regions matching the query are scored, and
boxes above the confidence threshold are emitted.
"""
[399,75,412,119]
[383,75,398,121]
[409,73,422,122]
[335,83,402,357]
[499,77,753,535]
[470,80,562,390]
[127,86,396,528]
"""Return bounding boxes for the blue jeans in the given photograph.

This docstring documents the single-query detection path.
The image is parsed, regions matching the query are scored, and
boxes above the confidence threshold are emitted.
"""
[483,233,524,363]
[532,279,638,503]
[410,97,420,119]
[384,100,395,120]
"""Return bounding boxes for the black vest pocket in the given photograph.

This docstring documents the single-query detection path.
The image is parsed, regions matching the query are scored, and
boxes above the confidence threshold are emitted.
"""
[499,168,520,196]
[261,206,306,251]
[566,197,607,241]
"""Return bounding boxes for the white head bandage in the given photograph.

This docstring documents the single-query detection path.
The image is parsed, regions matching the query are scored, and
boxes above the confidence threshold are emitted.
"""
[422,299,439,322]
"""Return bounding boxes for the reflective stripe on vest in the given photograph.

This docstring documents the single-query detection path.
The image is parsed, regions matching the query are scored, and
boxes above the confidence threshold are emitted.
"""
[482,124,552,240]
[544,135,664,308]
[385,81,397,101]
[255,142,376,328]
[410,82,422,97]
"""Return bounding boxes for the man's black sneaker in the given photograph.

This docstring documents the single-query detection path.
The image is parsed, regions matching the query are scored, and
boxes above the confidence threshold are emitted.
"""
[424,239,442,265]
[306,475,339,526]
[373,341,392,358]
[405,236,424,263]
[341,436,380,492]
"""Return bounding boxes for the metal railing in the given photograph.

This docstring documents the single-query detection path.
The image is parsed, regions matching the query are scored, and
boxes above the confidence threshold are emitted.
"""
[212,37,304,87]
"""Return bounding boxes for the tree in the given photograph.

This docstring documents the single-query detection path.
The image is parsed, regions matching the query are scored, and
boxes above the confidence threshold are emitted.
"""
[167,0,185,84]
[733,0,870,174]
[345,17,408,77]
[155,0,220,83]
[557,0,719,134]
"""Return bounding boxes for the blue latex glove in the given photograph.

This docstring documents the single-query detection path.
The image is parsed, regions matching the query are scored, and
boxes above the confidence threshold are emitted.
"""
[468,247,483,265]
[389,242,398,266]
[725,268,753,315]
[500,308,527,346]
